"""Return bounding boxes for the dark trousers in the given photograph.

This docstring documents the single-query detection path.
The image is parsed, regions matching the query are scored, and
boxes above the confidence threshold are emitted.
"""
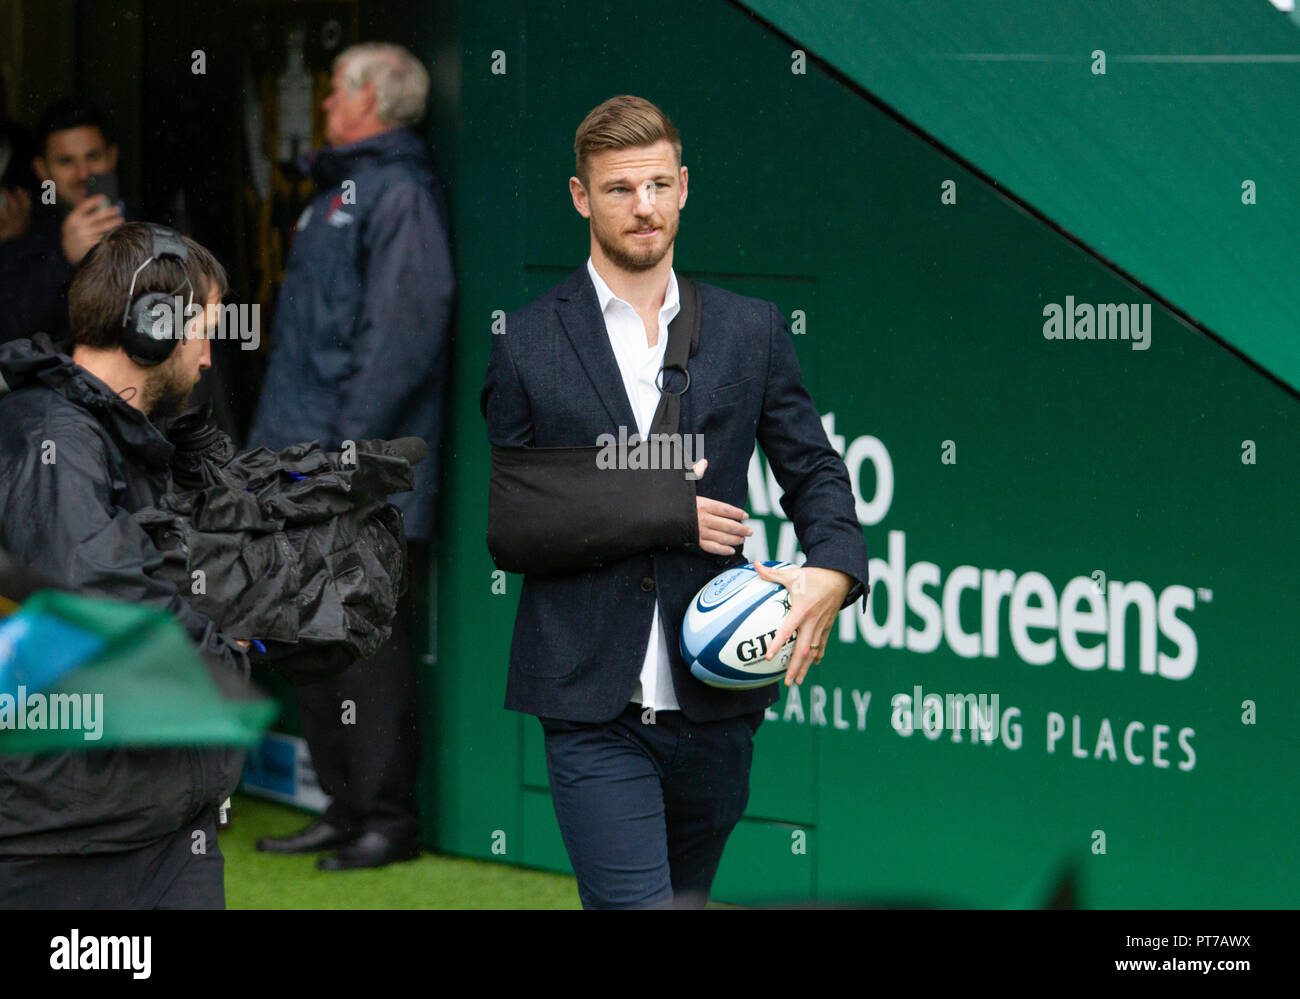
[298,546,424,843]
[0,807,224,909]
[539,703,763,909]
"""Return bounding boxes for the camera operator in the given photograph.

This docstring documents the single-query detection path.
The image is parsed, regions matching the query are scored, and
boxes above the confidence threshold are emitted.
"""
[0,223,249,909]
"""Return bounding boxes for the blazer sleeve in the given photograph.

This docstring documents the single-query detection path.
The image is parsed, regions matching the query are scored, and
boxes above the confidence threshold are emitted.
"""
[479,311,535,447]
[755,302,869,609]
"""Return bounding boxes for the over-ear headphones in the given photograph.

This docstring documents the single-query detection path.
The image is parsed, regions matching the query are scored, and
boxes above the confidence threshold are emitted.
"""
[120,224,193,367]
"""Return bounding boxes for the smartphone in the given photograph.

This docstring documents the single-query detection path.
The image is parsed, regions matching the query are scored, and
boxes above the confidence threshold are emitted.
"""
[84,171,119,209]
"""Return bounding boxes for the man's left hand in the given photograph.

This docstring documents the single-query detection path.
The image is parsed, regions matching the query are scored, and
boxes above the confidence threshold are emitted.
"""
[753,562,852,686]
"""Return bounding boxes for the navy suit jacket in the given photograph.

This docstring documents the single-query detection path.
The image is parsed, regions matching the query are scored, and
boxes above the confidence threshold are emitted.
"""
[480,265,869,723]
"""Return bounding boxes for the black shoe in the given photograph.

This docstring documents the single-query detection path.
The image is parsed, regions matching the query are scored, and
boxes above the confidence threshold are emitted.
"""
[256,817,356,854]
[317,831,421,871]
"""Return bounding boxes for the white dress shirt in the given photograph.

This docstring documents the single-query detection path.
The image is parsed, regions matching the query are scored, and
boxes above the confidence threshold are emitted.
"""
[586,257,682,711]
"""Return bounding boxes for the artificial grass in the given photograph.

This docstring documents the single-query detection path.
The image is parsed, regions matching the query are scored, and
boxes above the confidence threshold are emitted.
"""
[219,794,582,909]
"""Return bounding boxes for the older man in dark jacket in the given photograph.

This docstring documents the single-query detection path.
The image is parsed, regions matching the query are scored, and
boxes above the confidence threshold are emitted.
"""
[0,225,246,908]
[248,42,452,870]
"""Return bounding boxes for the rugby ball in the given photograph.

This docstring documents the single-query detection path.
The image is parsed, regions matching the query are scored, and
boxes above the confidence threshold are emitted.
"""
[681,561,797,689]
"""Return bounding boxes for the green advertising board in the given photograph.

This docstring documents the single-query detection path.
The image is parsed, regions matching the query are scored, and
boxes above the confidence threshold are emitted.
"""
[364,0,1298,907]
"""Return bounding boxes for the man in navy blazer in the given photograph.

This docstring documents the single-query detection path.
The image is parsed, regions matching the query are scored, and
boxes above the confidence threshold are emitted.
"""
[481,96,868,909]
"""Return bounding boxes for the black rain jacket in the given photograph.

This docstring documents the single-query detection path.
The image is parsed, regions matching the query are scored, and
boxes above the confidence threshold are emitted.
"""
[0,334,246,856]
[246,128,453,543]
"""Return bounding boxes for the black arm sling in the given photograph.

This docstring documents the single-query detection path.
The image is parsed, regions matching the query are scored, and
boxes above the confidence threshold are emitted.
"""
[487,277,702,577]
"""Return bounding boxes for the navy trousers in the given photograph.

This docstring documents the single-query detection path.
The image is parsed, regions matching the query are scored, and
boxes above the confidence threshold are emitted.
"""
[539,703,764,909]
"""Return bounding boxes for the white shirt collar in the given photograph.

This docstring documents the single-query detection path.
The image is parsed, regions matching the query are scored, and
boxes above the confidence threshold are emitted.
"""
[587,257,679,319]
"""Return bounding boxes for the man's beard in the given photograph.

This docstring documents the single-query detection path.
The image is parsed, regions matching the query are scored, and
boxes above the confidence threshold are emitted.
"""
[143,363,195,422]
[594,213,678,272]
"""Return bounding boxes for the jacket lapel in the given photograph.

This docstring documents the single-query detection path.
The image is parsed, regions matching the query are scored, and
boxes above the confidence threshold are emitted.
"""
[554,266,639,432]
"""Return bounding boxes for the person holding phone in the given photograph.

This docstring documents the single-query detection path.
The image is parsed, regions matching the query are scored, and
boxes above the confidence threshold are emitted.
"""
[0,98,126,347]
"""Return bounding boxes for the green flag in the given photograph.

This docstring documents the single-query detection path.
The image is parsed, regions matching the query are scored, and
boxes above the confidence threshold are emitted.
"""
[0,589,276,753]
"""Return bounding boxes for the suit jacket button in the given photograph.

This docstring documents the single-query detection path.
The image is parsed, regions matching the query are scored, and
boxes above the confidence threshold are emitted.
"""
[640,577,655,592]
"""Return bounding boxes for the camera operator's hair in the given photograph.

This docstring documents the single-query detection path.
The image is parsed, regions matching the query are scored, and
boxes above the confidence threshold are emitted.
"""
[336,43,429,128]
[574,96,681,188]
[69,223,229,352]
[36,97,113,155]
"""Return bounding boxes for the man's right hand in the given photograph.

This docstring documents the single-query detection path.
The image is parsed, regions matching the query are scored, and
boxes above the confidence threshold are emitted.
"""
[692,458,753,555]
[61,195,123,264]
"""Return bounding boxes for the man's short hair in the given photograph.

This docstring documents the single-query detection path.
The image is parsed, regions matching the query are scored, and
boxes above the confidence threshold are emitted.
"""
[69,223,229,352]
[36,97,113,155]
[335,43,429,128]
[574,95,681,188]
